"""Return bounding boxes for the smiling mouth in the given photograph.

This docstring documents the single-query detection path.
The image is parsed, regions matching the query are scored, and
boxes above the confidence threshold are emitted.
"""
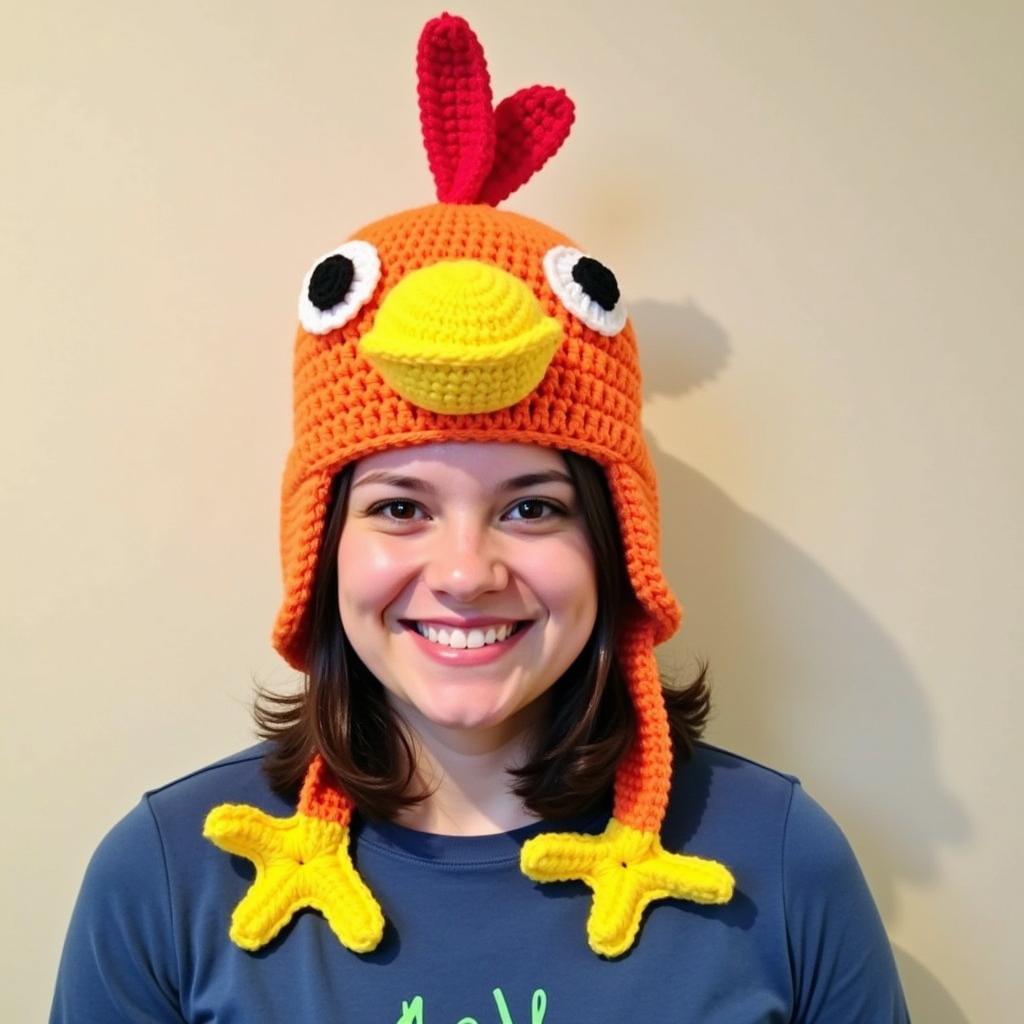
[400,620,531,650]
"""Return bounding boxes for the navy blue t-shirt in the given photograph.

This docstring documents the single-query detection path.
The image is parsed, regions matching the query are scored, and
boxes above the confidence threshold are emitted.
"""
[50,740,910,1022]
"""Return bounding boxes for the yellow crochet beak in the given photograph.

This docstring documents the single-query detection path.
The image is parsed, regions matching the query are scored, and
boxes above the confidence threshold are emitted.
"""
[358,260,564,414]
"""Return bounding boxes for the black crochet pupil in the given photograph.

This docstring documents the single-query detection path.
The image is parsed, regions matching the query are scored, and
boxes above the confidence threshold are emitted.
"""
[308,254,355,312]
[571,257,619,312]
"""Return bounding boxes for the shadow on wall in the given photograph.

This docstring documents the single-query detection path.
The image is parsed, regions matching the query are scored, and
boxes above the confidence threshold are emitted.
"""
[631,298,969,1024]
[893,946,970,1024]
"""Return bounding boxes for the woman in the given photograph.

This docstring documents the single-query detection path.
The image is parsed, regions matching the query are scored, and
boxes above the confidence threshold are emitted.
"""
[50,12,910,1022]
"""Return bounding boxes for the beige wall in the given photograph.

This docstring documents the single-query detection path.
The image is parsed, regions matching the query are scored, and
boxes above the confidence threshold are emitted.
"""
[4,1,1021,1019]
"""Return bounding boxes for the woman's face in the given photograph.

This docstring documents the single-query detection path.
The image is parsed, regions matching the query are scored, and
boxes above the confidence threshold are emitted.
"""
[337,441,598,746]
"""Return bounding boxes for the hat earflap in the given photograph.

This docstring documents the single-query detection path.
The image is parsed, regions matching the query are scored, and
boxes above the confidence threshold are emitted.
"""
[520,613,734,957]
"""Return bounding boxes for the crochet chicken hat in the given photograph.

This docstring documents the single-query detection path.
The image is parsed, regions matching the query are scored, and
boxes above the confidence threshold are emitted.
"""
[203,11,734,959]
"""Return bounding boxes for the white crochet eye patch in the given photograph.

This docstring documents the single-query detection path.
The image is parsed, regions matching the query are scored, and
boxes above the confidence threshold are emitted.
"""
[543,245,628,336]
[299,240,382,335]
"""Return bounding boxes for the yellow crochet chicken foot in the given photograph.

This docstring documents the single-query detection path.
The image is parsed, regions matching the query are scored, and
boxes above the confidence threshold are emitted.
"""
[203,804,384,953]
[521,817,735,958]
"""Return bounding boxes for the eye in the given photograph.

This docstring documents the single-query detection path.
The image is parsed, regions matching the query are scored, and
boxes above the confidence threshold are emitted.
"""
[542,245,627,336]
[367,500,423,522]
[505,499,566,522]
[298,239,381,335]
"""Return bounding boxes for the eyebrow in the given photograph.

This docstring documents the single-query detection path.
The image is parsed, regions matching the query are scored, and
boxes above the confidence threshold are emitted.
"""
[351,469,574,494]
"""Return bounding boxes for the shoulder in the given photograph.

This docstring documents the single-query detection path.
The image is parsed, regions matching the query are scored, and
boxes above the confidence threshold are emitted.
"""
[139,740,291,855]
[53,745,279,1019]
[84,741,285,889]
[670,741,886,922]
[143,740,278,806]
[669,739,802,830]
[682,744,866,887]
[685,739,802,790]
[145,740,275,794]
[664,740,861,892]
[685,754,914,1018]
[671,739,855,856]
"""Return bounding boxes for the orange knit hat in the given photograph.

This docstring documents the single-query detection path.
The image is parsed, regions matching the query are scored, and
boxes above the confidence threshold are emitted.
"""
[203,11,734,959]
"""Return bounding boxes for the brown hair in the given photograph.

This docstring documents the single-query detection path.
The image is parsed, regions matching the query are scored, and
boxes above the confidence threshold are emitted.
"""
[252,449,713,820]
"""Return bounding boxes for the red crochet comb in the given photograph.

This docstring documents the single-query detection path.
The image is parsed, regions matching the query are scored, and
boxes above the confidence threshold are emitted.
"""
[416,12,575,206]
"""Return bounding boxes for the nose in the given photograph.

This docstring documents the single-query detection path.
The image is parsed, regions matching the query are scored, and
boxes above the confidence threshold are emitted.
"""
[421,520,510,601]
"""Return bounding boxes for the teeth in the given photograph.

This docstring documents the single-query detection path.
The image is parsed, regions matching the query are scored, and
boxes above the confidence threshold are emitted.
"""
[415,622,521,649]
